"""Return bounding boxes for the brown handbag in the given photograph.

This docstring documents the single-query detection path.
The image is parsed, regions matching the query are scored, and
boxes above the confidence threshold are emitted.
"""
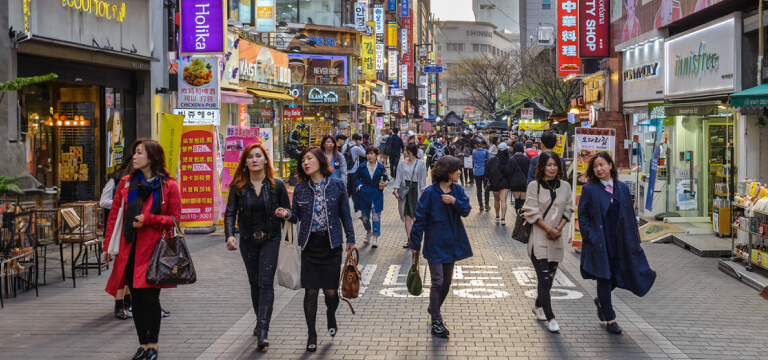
[339,248,361,314]
[145,217,197,286]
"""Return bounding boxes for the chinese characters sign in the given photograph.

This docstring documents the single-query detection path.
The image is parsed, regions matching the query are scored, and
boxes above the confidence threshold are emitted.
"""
[179,0,226,55]
[218,126,260,226]
[295,124,311,151]
[179,126,218,227]
[557,0,580,77]
[362,21,376,81]
[571,127,615,247]
[579,0,609,58]
[178,57,221,109]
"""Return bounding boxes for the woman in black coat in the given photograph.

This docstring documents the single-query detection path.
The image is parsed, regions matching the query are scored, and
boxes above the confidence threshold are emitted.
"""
[509,142,531,211]
[487,143,512,225]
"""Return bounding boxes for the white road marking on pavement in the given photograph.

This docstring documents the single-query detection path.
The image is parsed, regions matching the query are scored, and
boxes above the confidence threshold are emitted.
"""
[357,264,377,297]
[513,266,583,299]
[524,288,584,300]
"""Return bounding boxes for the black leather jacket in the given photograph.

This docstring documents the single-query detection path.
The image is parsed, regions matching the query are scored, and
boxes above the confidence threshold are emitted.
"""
[224,178,291,241]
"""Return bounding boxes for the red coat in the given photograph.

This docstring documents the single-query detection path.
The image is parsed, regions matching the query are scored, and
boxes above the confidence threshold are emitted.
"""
[104,175,182,297]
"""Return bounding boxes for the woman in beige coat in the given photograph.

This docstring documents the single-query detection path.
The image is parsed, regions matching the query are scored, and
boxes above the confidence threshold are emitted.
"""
[521,151,573,333]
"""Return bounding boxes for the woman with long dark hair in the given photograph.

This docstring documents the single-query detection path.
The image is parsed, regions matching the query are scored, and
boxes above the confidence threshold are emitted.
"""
[274,147,355,352]
[509,142,530,211]
[487,142,513,225]
[394,143,427,248]
[579,151,656,335]
[102,139,182,360]
[521,151,573,333]
[321,135,347,183]
[224,142,290,350]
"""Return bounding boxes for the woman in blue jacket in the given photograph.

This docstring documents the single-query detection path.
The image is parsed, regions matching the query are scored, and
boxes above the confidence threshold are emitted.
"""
[355,146,389,248]
[275,147,355,352]
[410,156,473,338]
[578,152,656,335]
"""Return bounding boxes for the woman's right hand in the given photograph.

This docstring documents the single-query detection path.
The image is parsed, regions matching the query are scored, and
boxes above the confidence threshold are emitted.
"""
[394,191,401,201]
[226,236,237,251]
[546,227,561,240]
[102,251,111,263]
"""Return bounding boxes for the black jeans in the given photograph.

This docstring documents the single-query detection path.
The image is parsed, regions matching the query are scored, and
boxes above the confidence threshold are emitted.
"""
[126,244,161,345]
[239,235,280,312]
[390,155,400,180]
[474,175,489,207]
[463,168,474,185]
[530,252,559,321]
[427,262,455,322]
[597,278,617,321]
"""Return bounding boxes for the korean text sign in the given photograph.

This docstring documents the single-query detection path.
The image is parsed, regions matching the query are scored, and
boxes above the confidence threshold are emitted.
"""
[571,128,615,247]
[579,0,609,57]
[362,21,376,80]
[180,0,226,55]
[180,125,218,227]
[218,126,260,226]
[557,0,580,76]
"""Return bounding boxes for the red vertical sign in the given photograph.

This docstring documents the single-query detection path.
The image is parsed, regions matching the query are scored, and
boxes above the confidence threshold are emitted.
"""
[557,0,581,77]
[238,104,247,127]
[404,12,414,83]
[579,0,609,58]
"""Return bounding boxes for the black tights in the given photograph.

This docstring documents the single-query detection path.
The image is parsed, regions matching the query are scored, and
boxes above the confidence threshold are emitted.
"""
[126,245,161,345]
[303,288,340,337]
[530,252,559,321]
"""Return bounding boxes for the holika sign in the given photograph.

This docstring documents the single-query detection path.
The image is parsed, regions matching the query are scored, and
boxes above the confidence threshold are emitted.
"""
[180,0,227,55]
[307,87,340,103]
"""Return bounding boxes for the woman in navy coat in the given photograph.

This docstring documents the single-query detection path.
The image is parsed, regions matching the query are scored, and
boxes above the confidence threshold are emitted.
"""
[410,156,473,338]
[355,146,389,248]
[578,152,656,335]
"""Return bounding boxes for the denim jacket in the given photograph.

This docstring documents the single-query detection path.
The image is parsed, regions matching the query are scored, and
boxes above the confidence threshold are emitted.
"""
[287,177,355,249]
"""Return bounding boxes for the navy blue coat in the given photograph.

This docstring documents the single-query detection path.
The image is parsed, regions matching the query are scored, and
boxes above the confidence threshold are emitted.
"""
[409,183,473,264]
[578,181,656,297]
[354,162,389,213]
[287,177,355,250]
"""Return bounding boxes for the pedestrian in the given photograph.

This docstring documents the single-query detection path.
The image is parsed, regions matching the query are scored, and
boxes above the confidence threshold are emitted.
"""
[521,151,573,333]
[224,142,290,350]
[487,142,513,225]
[409,156,473,338]
[455,142,473,187]
[335,134,347,153]
[578,151,656,335]
[407,133,425,159]
[394,143,428,249]
[362,133,372,148]
[100,161,134,320]
[275,147,356,352]
[378,129,389,166]
[489,136,500,157]
[525,140,538,159]
[102,139,182,360]
[322,135,347,184]
[509,143,530,211]
[472,141,491,211]
[426,137,447,169]
[527,131,568,183]
[384,131,404,179]
[355,146,389,248]
[342,134,367,205]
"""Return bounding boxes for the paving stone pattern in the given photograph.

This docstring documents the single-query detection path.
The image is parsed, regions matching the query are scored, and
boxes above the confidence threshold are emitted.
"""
[1,184,767,359]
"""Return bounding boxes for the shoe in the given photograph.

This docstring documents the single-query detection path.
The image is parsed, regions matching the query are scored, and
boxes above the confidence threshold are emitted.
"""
[327,310,337,337]
[431,320,449,338]
[161,308,170,318]
[145,348,158,360]
[494,217,500,223]
[126,306,133,318]
[594,297,606,322]
[501,219,506,226]
[371,237,378,248]
[115,308,130,320]
[402,240,411,249]
[485,205,491,211]
[131,347,147,360]
[548,319,561,333]
[306,333,317,352]
[606,322,623,335]
[532,306,546,321]
[256,306,272,350]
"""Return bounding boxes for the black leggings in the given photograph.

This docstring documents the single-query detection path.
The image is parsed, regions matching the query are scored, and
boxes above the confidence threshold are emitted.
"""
[239,236,280,312]
[475,175,489,207]
[304,288,340,337]
[530,252,559,321]
[126,245,161,345]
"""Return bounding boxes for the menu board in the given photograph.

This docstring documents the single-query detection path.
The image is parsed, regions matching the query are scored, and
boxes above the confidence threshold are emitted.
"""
[179,126,217,227]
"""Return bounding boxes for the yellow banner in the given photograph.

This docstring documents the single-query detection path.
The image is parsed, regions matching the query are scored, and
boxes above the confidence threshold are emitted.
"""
[553,134,566,157]
[518,120,550,130]
[362,21,376,81]
[387,23,398,49]
[159,113,184,178]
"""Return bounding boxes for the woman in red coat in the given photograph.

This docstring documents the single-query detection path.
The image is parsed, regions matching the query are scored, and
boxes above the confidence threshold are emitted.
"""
[102,139,181,360]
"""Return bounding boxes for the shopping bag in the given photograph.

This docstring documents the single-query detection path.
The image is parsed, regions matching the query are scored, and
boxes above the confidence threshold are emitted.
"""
[277,222,301,290]
[107,181,129,255]
[406,252,423,296]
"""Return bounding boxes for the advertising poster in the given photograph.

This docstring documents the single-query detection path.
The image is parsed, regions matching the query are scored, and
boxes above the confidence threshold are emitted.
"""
[572,128,616,247]
[179,125,217,227]
[178,57,221,109]
[180,0,226,55]
[105,108,124,174]
[553,134,566,157]
[218,126,260,226]
[362,22,377,80]
[557,0,580,77]
[260,128,274,163]
[255,0,275,32]
[220,34,241,88]
[160,113,185,178]
[288,54,348,85]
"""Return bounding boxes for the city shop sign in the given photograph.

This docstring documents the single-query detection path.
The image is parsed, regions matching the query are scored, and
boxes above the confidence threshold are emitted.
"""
[674,42,719,79]
[307,87,339,103]
[62,0,126,23]
[623,62,660,82]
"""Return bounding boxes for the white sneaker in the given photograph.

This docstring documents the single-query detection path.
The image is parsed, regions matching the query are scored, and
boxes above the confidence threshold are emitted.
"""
[548,319,561,333]
[500,219,506,226]
[494,217,500,223]
[372,237,379,248]
[532,306,546,321]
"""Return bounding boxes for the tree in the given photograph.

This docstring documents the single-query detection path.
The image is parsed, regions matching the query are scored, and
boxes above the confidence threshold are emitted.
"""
[514,50,580,115]
[450,54,521,115]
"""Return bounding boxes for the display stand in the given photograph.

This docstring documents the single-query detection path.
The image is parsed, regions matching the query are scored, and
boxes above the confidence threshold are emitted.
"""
[731,180,768,272]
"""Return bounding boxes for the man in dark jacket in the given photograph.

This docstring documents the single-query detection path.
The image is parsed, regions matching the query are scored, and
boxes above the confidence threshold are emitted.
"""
[527,131,568,183]
[384,131,404,179]
[427,139,448,169]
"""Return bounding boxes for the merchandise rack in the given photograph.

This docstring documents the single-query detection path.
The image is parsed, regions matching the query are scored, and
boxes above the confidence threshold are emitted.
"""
[731,202,768,272]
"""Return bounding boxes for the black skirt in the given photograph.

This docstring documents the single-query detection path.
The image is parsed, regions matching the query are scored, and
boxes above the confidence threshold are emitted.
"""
[301,231,343,289]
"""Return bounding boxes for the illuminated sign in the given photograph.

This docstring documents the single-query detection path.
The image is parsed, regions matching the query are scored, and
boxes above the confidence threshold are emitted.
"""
[61,0,126,22]
[307,87,340,103]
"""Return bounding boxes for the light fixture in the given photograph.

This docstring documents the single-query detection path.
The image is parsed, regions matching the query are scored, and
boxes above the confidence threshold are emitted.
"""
[569,107,580,114]
[57,120,62,126]
[718,104,727,110]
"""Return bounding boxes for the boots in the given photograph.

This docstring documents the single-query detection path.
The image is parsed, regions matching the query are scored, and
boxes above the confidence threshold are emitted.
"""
[256,306,273,350]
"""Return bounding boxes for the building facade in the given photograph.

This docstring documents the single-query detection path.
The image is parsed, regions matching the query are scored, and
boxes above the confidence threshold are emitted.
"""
[473,0,521,36]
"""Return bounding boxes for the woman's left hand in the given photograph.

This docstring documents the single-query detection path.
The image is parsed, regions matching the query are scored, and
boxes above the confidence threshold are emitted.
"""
[133,214,145,228]
[275,208,290,219]
[441,194,456,204]
[346,243,356,253]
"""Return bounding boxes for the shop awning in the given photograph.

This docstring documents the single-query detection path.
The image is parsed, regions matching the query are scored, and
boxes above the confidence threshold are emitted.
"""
[248,89,296,101]
[221,90,254,105]
[730,83,768,108]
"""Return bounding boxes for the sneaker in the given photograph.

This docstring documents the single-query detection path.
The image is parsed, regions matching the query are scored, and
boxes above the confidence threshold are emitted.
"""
[548,319,561,333]
[430,320,449,338]
[485,205,491,211]
[494,216,500,223]
[161,308,170,318]
[126,306,133,318]
[606,322,623,335]
[532,306,546,321]
[371,237,378,248]
[114,308,130,320]
[500,219,506,226]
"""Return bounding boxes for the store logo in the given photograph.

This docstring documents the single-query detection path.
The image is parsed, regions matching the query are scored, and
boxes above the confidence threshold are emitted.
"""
[623,63,660,82]
[675,42,719,79]
[307,88,339,103]
[62,0,126,23]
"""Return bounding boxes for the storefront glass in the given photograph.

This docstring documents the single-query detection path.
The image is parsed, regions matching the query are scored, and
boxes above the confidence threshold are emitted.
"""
[275,0,355,27]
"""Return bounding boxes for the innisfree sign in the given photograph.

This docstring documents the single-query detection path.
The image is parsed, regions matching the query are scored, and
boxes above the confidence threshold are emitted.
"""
[307,87,339,103]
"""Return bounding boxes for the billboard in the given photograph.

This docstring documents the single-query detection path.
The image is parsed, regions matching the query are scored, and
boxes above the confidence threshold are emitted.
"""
[579,0,610,57]
[557,0,581,77]
[288,54,348,85]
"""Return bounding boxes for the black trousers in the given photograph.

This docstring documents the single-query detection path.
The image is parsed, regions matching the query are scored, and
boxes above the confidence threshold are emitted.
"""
[462,168,474,185]
[239,235,280,312]
[390,155,400,179]
[427,262,455,322]
[475,175,489,207]
[126,244,161,345]
[530,252,559,321]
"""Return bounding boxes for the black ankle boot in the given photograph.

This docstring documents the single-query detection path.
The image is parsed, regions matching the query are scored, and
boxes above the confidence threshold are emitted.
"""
[257,306,272,350]
[131,347,147,360]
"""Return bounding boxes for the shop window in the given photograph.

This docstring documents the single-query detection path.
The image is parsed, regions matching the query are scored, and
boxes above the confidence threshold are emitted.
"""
[275,0,299,23]
[298,0,344,27]
[228,0,254,25]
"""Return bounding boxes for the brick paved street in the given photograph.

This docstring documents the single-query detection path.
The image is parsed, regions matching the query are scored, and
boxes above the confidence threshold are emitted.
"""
[1,186,768,359]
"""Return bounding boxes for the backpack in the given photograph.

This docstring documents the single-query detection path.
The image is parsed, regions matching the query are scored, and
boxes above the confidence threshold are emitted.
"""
[344,145,356,170]
[381,137,392,156]
[430,144,446,166]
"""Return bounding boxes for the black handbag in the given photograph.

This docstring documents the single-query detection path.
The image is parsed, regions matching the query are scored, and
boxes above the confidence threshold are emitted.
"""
[145,216,197,286]
[512,183,554,244]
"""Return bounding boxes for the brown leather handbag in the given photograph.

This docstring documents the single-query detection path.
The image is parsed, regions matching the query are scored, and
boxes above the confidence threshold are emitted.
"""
[145,217,197,286]
[339,248,361,314]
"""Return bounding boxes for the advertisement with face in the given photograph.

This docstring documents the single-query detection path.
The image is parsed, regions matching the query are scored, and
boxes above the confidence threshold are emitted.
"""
[106,108,124,173]
[288,54,348,85]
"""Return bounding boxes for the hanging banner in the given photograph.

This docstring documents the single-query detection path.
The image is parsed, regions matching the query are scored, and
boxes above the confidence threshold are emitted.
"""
[388,51,398,82]
[646,132,661,211]
[374,5,385,36]
[159,113,184,178]
[218,126,260,226]
[296,124,311,151]
[375,41,385,71]
[553,134,566,157]
[179,0,227,55]
[256,0,275,32]
[238,104,248,127]
[572,127,616,248]
[387,22,398,50]
[578,0,609,58]
[260,128,274,165]
[179,125,218,227]
[518,120,551,130]
[362,21,377,80]
[387,0,397,12]
[557,0,580,77]
[401,0,409,18]
[401,64,408,89]
[354,1,368,32]
[178,57,221,109]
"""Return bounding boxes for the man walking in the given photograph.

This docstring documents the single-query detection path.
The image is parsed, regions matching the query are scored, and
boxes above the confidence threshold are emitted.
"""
[527,131,568,183]
[343,134,367,204]
[384,131,405,179]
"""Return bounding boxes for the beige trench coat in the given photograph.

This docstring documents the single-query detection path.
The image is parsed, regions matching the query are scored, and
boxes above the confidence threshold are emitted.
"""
[521,180,573,263]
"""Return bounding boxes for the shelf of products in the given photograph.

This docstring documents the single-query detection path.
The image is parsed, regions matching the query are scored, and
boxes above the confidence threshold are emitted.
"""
[731,178,768,272]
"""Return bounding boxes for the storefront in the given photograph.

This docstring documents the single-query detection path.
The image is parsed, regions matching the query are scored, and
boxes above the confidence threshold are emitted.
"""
[13,0,154,202]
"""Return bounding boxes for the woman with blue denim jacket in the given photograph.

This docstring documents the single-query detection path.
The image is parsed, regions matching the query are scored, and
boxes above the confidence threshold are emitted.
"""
[322,135,347,184]
[275,147,356,352]
[355,146,389,248]
[409,156,473,338]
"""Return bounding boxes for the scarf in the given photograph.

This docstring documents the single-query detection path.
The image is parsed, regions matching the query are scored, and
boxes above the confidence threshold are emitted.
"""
[123,171,164,244]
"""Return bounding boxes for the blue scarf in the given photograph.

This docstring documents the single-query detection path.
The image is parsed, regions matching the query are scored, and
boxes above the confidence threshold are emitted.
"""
[123,171,164,244]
